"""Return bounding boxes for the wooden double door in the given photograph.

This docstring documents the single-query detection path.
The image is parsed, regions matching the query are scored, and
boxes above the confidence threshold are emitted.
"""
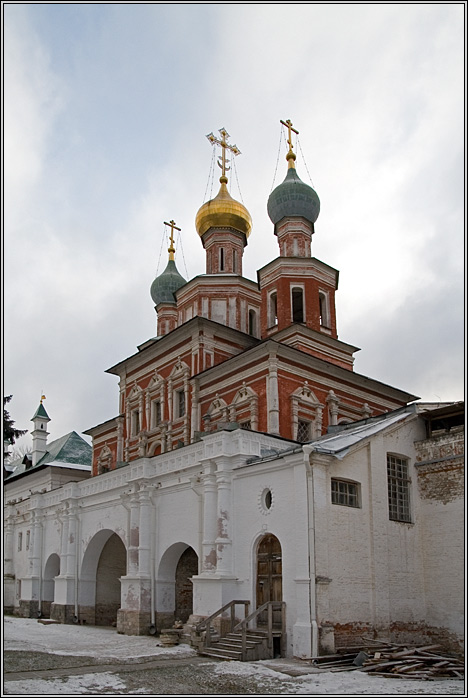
[256,534,282,625]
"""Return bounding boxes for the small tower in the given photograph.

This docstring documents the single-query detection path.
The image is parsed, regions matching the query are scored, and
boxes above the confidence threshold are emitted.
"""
[31,396,50,466]
[195,128,252,276]
[150,221,187,336]
[259,119,338,339]
[267,119,320,258]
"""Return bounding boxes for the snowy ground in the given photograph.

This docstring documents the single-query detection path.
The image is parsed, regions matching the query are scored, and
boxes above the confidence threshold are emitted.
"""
[3,616,465,696]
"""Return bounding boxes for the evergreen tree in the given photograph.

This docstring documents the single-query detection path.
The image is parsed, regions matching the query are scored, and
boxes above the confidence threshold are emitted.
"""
[3,395,27,459]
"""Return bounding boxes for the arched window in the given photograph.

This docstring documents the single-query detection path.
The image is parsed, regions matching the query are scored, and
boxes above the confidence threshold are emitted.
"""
[319,291,330,327]
[292,287,304,323]
[268,292,278,327]
[219,247,225,272]
[248,309,257,336]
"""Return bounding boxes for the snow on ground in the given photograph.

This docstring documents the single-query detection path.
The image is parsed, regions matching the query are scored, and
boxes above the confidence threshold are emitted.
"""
[211,660,465,695]
[4,672,130,696]
[3,616,195,658]
[3,617,465,696]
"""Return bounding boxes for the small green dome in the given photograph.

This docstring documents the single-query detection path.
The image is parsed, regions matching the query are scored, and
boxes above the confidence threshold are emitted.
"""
[267,166,320,226]
[150,259,186,306]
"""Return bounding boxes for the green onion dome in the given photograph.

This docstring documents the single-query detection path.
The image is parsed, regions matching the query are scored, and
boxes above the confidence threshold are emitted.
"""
[267,155,320,226]
[150,259,186,306]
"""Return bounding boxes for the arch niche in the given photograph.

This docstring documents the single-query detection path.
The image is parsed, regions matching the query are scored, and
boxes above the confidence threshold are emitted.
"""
[42,553,60,618]
[156,543,198,630]
[79,530,127,626]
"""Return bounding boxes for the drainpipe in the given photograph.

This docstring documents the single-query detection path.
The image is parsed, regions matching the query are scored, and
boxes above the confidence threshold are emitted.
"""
[302,445,318,658]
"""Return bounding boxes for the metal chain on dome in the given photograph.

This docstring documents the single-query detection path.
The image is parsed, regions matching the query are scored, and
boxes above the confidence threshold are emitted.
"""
[175,228,189,279]
[155,222,167,275]
[270,127,285,193]
[231,154,245,205]
[202,146,217,203]
[297,135,316,188]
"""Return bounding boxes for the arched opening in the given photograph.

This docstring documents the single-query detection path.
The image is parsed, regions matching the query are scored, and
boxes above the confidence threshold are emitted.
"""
[269,292,278,327]
[292,287,304,323]
[79,530,127,626]
[95,534,127,625]
[42,553,60,618]
[175,547,198,623]
[256,533,282,626]
[319,291,330,328]
[157,543,199,630]
[248,309,257,337]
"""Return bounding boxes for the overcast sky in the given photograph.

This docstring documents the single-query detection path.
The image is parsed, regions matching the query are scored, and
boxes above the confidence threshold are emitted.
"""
[4,3,464,452]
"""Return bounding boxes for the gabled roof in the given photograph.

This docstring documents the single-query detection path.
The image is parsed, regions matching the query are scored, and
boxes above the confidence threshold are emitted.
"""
[5,431,92,480]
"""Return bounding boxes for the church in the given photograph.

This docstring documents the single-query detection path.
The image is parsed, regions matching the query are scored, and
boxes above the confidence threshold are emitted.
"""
[4,122,464,658]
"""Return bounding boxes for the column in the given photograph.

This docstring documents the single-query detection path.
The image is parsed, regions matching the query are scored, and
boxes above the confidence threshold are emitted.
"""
[201,464,217,572]
[215,470,233,576]
[118,480,153,635]
[21,508,43,616]
[52,500,78,623]
[267,350,280,434]
[3,511,16,611]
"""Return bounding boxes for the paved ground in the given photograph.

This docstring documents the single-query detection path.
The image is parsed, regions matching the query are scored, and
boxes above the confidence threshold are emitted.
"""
[3,617,465,695]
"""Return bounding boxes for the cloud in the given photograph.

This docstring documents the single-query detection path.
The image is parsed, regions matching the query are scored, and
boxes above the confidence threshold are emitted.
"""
[3,4,464,450]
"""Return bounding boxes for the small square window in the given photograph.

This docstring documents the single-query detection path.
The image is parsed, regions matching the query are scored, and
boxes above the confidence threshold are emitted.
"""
[331,479,360,508]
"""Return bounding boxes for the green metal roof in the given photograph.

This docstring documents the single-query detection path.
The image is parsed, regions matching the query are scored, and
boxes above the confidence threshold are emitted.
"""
[150,259,187,306]
[31,402,50,421]
[267,166,320,226]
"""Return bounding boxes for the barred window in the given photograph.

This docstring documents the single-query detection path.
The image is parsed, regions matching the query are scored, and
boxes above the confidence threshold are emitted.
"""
[131,409,140,436]
[297,420,311,442]
[387,454,411,522]
[151,400,161,428]
[239,420,251,430]
[176,390,186,419]
[331,479,360,508]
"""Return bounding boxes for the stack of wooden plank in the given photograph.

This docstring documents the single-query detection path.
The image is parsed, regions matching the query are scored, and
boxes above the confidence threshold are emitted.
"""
[359,642,464,680]
[309,640,464,680]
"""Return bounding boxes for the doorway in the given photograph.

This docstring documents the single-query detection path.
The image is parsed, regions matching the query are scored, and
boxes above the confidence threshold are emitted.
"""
[256,534,282,625]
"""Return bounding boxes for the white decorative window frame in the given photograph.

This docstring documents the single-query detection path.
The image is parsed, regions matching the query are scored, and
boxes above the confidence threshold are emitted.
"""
[291,381,323,440]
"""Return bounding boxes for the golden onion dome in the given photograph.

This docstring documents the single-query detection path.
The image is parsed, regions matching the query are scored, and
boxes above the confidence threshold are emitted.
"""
[195,176,252,238]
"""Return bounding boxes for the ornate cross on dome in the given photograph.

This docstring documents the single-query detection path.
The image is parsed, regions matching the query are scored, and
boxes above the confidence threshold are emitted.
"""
[280,119,299,154]
[206,128,241,181]
[164,219,180,261]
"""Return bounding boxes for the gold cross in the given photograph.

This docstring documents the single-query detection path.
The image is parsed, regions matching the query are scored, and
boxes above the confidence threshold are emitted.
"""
[164,220,181,261]
[206,127,241,180]
[280,119,299,153]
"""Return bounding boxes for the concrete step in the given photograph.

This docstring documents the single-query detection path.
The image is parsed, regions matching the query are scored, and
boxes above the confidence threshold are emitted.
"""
[199,646,243,661]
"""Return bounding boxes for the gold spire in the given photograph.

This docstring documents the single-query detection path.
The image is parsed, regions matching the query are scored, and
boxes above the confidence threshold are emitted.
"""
[164,220,180,261]
[206,127,241,183]
[280,118,299,168]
